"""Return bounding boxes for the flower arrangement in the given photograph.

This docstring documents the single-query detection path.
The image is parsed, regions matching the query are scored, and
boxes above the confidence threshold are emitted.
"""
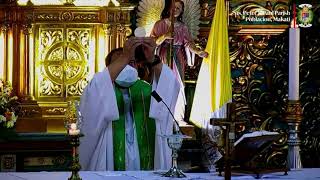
[0,79,19,129]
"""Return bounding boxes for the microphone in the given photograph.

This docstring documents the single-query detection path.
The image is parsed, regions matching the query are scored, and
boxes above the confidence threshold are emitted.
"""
[151,90,181,134]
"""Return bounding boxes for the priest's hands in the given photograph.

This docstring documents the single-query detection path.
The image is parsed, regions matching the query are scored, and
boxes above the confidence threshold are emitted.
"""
[123,37,157,64]
[198,51,209,58]
[123,37,143,64]
[139,37,157,63]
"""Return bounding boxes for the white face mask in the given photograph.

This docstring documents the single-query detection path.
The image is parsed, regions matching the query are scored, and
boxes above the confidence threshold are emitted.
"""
[115,65,138,88]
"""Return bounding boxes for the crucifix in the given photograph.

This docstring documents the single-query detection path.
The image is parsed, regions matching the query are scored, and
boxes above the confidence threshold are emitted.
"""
[210,102,245,180]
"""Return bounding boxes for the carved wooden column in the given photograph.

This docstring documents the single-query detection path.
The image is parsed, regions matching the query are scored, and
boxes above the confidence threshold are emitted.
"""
[104,7,132,51]
[116,24,131,48]
[103,24,113,54]
[0,22,10,81]
[20,22,33,100]
[11,9,21,97]
[1,21,10,82]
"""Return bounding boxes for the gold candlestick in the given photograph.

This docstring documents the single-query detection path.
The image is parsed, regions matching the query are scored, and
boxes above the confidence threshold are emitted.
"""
[285,100,303,169]
[64,100,83,179]
[68,134,83,180]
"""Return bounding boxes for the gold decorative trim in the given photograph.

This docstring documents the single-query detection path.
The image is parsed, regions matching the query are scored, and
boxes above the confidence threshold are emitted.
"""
[285,100,303,123]
[73,13,98,21]
[22,23,33,35]
[46,107,67,114]
[1,22,11,32]
[22,6,134,23]
[24,157,54,166]
[19,109,41,117]
[60,11,73,21]
[1,154,16,172]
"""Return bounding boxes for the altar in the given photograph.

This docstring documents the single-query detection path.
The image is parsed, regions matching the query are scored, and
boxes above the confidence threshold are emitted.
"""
[0,169,319,180]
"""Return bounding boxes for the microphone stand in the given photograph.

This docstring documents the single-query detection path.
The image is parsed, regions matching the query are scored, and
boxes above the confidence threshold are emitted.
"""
[151,91,189,178]
[159,98,181,134]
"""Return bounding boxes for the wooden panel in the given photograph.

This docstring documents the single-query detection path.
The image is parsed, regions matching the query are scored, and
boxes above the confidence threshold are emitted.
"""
[0,133,72,172]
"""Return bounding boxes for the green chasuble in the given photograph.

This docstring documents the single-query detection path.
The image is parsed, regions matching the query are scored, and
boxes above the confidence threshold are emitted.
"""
[112,80,156,170]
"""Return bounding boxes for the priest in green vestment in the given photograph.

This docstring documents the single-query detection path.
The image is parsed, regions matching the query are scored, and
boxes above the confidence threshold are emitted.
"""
[79,37,181,171]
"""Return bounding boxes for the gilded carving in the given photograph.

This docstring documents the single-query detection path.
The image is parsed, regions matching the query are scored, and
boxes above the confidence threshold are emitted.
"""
[46,108,66,114]
[39,78,62,96]
[73,13,98,21]
[67,78,88,96]
[37,27,90,98]
[40,29,63,51]
[223,34,289,168]
[53,155,67,165]
[22,23,33,35]
[116,24,131,37]
[19,108,41,117]
[299,27,320,166]
[103,24,114,36]
[67,29,90,50]
[1,21,11,32]
[60,11,73,21]
[35,13,60,21]
[48,65,63,80]
[107,12,115,22]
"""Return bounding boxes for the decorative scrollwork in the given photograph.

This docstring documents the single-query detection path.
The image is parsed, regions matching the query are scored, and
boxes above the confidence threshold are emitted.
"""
[228,33,289,168]
[1,21,11,32]
[60,11,73,21]
[299,26,320,167]
[103,24,114,36]
[40,29,63,50]
[73,13,98,21]
[227,24,320,167]
[46,108,66,114]
[67,78,88,96]
[48,66,63,80]
[67,29,90,50]
[37,27,90,98]
[19,108,41,117]
[116,24,131,37]
[39,78,62,96]
[35,13,60,21]
[22,23,33,35]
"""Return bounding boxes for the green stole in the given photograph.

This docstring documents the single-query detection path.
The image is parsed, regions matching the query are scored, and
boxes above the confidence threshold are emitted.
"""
[112,80,156,170]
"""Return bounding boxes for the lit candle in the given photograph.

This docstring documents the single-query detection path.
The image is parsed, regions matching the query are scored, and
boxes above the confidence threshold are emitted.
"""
[288,6,300,100]
[69,123,80,135]
[70,123,77,130]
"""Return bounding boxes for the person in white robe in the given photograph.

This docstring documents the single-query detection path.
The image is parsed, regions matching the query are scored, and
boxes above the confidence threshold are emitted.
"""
[79,37,180,171]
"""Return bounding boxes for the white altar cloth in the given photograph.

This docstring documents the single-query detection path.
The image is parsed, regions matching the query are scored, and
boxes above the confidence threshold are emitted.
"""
[0,169,319,180]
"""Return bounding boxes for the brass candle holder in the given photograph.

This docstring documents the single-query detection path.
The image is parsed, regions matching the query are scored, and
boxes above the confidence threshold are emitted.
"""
[68,133,83,180]
[65,100,83,180]
[285,100,303,169]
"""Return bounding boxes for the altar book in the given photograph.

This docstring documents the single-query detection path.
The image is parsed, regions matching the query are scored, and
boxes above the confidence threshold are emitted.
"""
[233,130,281,165]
